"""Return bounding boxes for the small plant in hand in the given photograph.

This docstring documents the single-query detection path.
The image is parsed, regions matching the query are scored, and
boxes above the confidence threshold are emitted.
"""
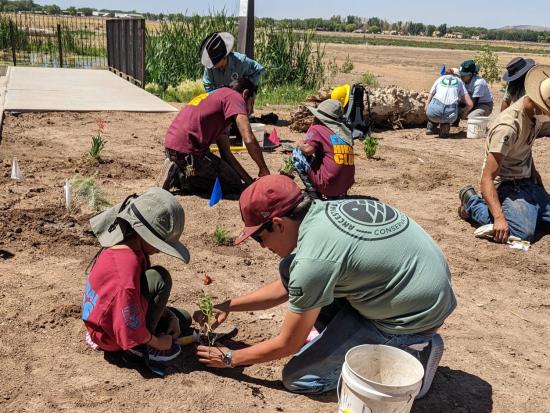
[279,157,295,176]
[363,135,379,159]
[213,226,233,246]
[88,117,106,161]
[197,291,216,346]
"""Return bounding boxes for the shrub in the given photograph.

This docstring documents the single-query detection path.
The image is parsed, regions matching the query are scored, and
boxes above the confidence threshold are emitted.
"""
[70,174,111,212]
[474,47,501,84]
[341,54,354,73]
[162,79,205,102]
[363,135,379,159]
[360,71,380,88]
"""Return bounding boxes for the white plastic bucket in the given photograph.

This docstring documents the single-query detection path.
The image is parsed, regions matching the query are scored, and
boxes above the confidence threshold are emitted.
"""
[338,344,424,413]
[467,116,490,139]
[250,123,265,141]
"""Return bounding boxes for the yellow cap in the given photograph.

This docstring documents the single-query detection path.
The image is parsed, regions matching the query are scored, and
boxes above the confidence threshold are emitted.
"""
[331,84,351,107]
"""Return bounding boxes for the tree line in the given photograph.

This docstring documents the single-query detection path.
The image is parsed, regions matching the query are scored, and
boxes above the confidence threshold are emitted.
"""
[1,1,549,43]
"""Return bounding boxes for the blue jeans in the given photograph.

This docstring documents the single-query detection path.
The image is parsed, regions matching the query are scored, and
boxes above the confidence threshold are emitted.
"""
[278,255,436,394]
[426,99,458,124]
[465,179,550,242]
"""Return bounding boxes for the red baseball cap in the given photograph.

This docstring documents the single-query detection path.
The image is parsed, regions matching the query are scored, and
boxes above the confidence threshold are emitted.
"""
[234,175,304,245]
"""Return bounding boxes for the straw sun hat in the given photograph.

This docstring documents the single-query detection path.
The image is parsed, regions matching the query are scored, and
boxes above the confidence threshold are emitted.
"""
[525,64,550,115]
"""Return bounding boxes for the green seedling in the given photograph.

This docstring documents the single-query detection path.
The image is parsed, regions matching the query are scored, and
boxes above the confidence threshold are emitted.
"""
[197,291,216,346]
[279,157,295,176]
[88,116,106,161]
[88,135,106,160]
[213,226,233,246]
[363,135,379,159]
[70,174,111,212]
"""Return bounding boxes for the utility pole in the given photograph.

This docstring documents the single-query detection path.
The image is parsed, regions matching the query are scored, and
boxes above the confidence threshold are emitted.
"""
[237,0,254,59]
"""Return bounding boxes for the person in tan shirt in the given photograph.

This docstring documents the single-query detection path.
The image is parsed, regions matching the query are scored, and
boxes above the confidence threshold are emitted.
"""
[458,65,550,243]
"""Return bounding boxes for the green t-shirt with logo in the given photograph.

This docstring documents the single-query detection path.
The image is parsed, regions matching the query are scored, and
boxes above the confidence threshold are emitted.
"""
[288,199,457,334]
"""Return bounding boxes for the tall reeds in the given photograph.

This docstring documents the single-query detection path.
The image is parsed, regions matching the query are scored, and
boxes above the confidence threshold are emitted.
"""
[145,12,237,88]
[255,24,325,90]
[145,13,326,96]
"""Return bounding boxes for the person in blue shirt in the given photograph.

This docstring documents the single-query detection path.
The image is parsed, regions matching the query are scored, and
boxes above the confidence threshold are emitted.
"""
[199,32,265,92]
[458,59,494,118]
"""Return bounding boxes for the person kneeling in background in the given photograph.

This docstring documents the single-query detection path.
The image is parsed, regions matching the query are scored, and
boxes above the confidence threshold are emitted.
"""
[425,69,473,138]
[82,188,192,366]
[291,99,355,198]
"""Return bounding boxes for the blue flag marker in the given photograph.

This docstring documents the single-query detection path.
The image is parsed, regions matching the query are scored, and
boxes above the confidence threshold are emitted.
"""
[439,65,446,76]
[209,177,222,207]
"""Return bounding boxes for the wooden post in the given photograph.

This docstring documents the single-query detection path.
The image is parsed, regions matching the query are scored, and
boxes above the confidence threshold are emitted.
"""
[237,0,254,59]
[56,24,63,68]
[9,20,17,66]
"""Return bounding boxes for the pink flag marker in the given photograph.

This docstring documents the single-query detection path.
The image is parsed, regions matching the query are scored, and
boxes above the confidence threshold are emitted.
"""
[263,127,280,148]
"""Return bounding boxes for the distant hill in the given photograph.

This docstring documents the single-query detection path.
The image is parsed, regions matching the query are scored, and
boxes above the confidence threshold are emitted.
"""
[500,25,550,32]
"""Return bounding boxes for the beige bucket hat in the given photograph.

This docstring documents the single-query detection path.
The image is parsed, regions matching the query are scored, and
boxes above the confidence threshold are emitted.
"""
[307,99,352,145]
[525,64,550,115]
[90,187,190,263]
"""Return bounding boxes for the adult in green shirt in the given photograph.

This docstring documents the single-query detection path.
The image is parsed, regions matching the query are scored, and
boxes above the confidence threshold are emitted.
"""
[195,175,457,399]
[199,32,265,93]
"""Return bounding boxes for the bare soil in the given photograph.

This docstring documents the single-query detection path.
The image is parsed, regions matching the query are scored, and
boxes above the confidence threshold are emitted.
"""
[1,47,549,413]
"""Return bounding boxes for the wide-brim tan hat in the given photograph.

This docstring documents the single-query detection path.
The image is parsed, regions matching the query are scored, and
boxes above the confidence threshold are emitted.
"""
[307,99,352,145]
[90,187,190,263]
[525,64,550,115]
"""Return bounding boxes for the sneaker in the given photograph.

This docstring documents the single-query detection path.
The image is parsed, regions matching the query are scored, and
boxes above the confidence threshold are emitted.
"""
[415,334,444,399]
[426,121,436,135]
[157,158,178,191]
[127,343,181,363]
[439,123,451,138]
[473,224,495,240]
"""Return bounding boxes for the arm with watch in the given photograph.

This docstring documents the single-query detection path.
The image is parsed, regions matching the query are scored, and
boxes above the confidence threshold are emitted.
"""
[194,280,320,368]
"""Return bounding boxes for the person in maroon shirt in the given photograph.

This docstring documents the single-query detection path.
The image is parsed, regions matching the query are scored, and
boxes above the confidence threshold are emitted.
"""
[82,188,192,366]
[291,99,355,198]
[160,78,270,195]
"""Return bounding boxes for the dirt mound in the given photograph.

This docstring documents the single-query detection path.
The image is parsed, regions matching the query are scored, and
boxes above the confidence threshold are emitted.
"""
[289,86,428,132]
[0,206,96,252]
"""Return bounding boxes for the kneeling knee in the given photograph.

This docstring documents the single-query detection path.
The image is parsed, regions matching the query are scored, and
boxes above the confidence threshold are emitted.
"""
[146,265,173,292]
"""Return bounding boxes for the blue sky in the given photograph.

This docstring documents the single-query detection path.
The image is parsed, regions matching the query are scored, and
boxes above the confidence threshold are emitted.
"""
[34,0,550,29]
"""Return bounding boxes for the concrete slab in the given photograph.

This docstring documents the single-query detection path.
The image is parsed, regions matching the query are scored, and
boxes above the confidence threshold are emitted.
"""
[3,67,177,112]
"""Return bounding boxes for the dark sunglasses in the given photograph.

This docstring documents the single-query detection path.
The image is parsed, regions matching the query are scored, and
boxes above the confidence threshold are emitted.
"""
[251,221,273,243]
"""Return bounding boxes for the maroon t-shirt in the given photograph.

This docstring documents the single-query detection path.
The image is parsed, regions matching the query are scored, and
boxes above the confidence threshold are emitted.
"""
[82,247,150,352]
[306,124,355,197]
[164,88,248,155]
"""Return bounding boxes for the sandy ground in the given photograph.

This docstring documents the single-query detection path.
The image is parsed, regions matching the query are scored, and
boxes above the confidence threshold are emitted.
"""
[1,46,550,413]
[326,43,550,91]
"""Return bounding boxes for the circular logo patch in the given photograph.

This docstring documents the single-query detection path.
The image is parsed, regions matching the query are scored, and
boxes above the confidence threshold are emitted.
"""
[325,199,409,241]
[440,77,459,87]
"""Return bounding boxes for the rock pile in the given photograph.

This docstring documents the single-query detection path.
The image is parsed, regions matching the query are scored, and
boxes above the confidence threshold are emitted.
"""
[289,86,429,132]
